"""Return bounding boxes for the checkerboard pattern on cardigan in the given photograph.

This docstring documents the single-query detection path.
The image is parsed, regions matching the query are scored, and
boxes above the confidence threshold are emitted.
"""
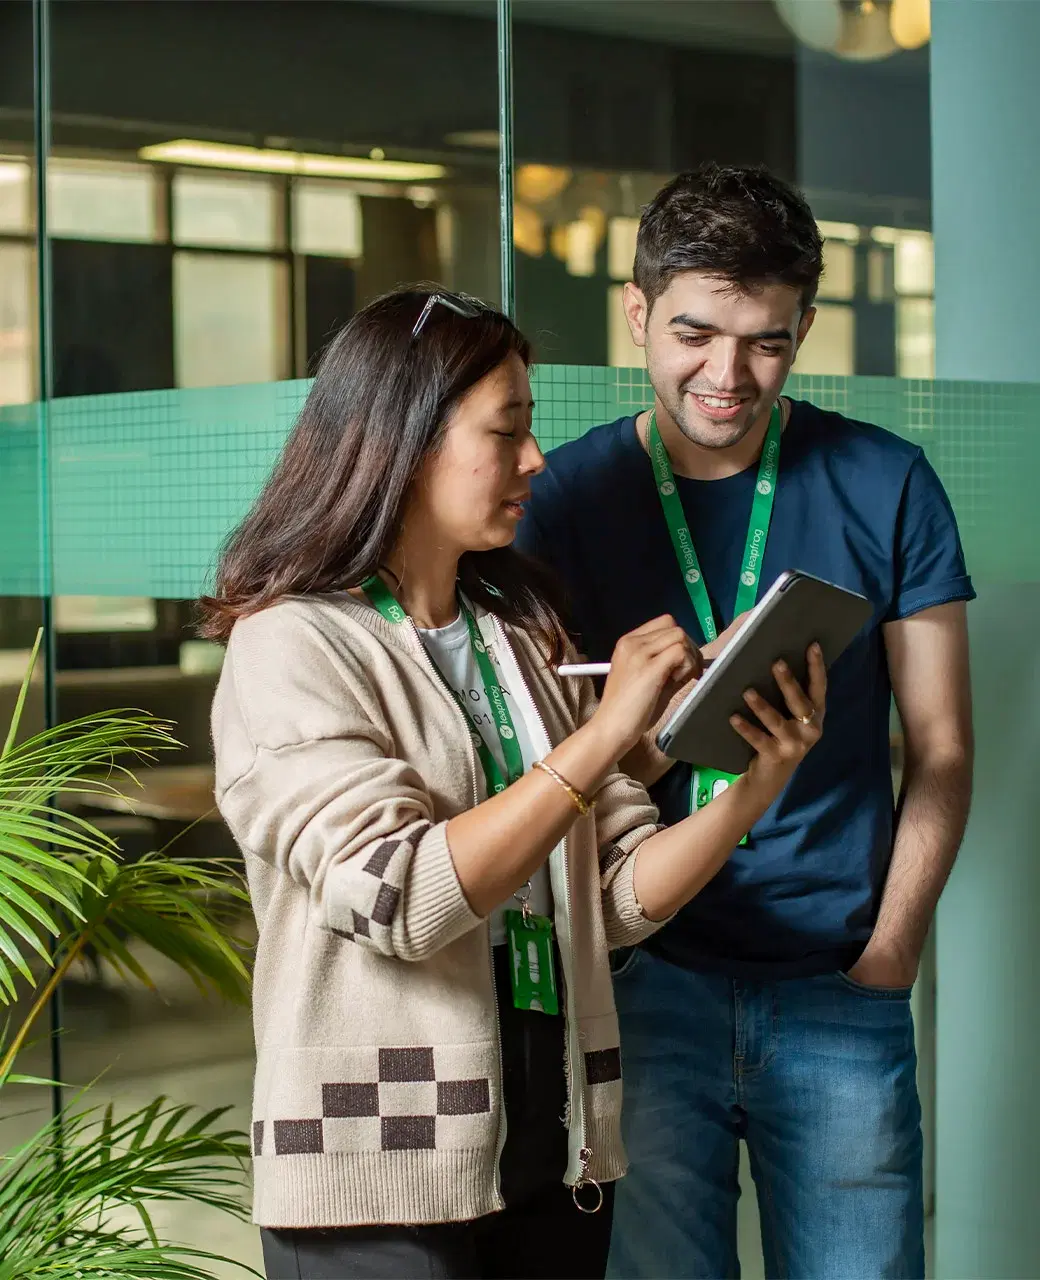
[331,825,432,948]
[253,1046,493,1156]
[253,1044,622,1157]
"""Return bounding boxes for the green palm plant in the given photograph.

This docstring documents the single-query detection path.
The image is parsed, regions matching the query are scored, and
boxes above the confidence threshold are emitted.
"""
[0,633,256,1279]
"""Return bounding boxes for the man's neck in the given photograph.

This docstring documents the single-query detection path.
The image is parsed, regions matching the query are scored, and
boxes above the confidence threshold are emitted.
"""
[637,398,785,481]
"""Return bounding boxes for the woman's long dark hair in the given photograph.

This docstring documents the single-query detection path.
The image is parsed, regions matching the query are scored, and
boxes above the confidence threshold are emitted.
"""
[199,287,569,662]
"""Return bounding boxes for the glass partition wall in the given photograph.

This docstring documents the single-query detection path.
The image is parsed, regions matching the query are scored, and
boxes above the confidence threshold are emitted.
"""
[2,1,1011,1275]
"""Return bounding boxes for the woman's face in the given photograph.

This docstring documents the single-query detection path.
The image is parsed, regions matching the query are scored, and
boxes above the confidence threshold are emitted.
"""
[410,352,545,554]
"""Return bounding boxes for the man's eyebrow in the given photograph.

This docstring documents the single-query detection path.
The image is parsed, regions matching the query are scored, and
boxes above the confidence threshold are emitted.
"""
[668,314,793,342]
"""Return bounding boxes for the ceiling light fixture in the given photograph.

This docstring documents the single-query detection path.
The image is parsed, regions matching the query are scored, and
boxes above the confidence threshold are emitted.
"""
[774,0,929,60]
[443,130,501,150]
[0,161,28,185]
[515,164,572,205]
[889,0,930,49]
[138,140,445,182]
[817,220,861,243]
[513,203,546,258]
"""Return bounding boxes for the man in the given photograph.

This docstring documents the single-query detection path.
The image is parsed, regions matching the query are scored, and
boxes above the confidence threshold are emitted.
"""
[516,164,974,1279]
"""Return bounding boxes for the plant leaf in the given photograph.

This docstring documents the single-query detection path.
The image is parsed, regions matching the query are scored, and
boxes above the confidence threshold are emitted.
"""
[91,924,155,989]
[0,628,42,761]
[0,1095,252,1260]
[0,855,83,915]
[0,896,51,966]
[0,869,63,937]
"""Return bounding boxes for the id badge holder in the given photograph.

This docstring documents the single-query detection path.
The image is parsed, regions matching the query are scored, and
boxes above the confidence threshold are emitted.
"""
[692,767,749,847]
[504,908,559,1015]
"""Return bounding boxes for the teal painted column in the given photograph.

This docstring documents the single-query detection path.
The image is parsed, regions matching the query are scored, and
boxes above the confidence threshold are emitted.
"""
[932,1,1040,382]
[931,3,1040,1276]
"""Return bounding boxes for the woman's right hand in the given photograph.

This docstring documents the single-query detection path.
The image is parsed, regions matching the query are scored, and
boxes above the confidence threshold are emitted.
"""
[592,615,702,757]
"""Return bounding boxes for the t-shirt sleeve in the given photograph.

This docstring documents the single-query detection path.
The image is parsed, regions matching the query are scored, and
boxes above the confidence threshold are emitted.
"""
[515,447,610,656]
[886,452,976,621]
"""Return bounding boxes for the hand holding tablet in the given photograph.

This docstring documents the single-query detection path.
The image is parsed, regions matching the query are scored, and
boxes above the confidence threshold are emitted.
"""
[655,570,873,774]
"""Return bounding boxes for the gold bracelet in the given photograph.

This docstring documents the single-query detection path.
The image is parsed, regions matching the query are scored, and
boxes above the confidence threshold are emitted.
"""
[533,759,593,817]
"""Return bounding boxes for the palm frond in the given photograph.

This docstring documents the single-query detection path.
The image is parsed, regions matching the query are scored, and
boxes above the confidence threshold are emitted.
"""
[0,639,257,1277]
[0,714,178,797]
[0,1097,252,1254]
[0,1237,261,1280]
[0,628,42,762]
[61,853,252,1004]
[0,691,183,1011]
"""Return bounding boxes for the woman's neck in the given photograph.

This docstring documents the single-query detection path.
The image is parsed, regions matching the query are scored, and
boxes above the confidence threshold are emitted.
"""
[382,532,461,630]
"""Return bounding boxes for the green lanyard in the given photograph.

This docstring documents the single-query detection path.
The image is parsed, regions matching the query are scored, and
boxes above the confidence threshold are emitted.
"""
[362,574,525,796]
[646,403,783,642]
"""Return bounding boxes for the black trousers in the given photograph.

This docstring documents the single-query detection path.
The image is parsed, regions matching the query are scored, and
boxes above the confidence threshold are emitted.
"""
[261,945,615,1280]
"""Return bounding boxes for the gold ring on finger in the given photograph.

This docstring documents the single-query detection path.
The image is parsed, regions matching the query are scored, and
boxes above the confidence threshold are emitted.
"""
[798,708,816,726]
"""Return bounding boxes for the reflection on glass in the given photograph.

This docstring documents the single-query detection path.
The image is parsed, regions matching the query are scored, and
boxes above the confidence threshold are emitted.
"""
[818,240,856,302]
[0,244,33,405]
[48,160,159,243]
[54,597,158,633]
[7,2,494,1267]
[893,230,934,297]
[867,244,894,303]
[23,0,500,400]
[292,180,363,259]
[172,171,280,250]
[143,139,446,183]
[795,302,855,375]
[173,253,288,388]
[510,1,932,375]
[564,216,598,278]
[607,283,645,369]
[896,297,935,378]
[513,203,546,259]
[608,217,639,283]
[0,159,31,234]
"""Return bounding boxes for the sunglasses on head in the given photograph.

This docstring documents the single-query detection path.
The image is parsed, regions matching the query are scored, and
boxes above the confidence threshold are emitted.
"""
[410,291,485,341]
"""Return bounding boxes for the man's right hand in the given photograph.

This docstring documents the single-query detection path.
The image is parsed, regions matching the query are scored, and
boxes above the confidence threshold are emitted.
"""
[619,611,751,787]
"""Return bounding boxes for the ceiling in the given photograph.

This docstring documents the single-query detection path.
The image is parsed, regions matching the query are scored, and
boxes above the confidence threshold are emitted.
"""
[378,0,793,56]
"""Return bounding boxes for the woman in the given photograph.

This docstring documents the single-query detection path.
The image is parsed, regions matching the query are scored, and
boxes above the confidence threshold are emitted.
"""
[201,288,825,1280]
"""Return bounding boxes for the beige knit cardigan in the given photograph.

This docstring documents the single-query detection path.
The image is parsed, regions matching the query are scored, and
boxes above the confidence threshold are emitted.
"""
[212,593,664,1228]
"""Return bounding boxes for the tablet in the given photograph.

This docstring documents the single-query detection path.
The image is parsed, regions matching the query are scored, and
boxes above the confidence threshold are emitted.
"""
[656,570,874,774]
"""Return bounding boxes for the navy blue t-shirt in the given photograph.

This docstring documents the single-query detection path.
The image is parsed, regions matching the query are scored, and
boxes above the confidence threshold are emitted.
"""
[516,400,974,978]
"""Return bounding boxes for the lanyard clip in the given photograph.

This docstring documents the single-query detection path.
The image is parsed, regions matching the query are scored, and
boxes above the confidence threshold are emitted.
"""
[514,879,533,924]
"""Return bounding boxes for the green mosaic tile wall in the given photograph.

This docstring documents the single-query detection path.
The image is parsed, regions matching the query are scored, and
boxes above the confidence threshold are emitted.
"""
[0,402,46,597]
[0,366,1035,597]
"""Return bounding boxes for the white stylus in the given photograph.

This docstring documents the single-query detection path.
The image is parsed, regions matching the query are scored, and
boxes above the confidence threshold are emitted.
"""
[556,659,713,678]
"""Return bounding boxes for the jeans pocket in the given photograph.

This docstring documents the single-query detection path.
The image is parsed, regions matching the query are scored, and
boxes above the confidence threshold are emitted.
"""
[834,970,913,1001]
[609,946,643,980]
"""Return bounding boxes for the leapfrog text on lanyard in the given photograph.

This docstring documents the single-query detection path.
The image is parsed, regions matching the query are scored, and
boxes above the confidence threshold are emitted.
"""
[646,404,783,831]
[362,574,558,1014]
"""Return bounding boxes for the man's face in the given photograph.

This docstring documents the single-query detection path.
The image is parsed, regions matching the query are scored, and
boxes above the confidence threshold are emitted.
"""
[624,271,815,450]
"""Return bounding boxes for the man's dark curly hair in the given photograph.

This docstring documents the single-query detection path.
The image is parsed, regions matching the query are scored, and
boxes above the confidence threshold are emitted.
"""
[634,163,824,314]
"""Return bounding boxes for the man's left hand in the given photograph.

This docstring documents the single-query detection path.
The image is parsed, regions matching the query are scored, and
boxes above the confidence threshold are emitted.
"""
[846,943,919,990]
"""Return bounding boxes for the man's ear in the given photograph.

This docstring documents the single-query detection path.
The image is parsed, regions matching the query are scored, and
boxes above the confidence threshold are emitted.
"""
[623,282,649,349]
[795,306,817,354]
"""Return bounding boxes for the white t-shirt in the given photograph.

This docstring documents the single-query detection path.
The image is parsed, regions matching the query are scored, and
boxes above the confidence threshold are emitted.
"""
[418,610,553,945]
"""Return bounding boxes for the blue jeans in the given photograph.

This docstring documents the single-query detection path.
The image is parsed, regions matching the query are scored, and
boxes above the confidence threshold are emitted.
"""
[607,950,924,1280]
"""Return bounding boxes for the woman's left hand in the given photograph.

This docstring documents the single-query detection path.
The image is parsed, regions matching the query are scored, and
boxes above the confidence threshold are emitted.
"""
[731,643,827,794]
